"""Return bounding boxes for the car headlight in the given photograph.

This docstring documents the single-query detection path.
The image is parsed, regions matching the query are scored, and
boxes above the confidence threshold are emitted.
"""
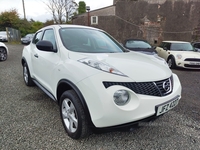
[113,90,129,106]
[79,58,127,76]
[176,54,182,59]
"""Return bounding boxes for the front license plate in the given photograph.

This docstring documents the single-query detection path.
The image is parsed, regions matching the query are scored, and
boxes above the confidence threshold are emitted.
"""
[189,62,200,65]
[156,96,180,116]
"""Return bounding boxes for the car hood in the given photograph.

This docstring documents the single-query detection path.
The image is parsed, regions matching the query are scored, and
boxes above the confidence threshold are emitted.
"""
[68,51,171,82]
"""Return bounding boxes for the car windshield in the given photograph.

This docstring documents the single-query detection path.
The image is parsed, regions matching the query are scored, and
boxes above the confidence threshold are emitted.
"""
[59,28,125,53]
[125,40,152,49]
[171,43,194,51]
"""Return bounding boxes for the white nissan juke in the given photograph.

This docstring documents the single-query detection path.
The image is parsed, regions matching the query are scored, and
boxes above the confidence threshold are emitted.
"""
[21,25,182,139]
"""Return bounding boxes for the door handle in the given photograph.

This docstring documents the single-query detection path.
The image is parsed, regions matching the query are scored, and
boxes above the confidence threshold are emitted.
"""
[34,54,38,58]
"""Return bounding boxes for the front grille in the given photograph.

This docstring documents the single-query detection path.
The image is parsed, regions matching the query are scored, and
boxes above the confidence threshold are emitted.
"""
[184,64,200,68]
[103,77,173,97]
[184,58,200,62]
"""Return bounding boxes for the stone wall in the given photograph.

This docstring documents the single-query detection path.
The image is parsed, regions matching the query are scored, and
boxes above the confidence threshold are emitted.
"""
[114,0,200,44]
[73,0,200,44]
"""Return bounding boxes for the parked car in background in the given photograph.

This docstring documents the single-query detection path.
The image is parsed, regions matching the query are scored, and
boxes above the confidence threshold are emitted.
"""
[22,25,181,139]
[191,42,200,52]
[0,31,8,42]
[21,33,34,45]
[0,42,8,61]
[123,39,157,55]
[155,41,200,69]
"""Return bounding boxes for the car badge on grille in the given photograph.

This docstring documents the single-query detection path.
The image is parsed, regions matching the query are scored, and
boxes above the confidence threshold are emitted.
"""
[162,80,171,92]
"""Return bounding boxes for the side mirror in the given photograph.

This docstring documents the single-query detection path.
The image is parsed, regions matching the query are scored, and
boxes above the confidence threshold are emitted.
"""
[36,40,57,52]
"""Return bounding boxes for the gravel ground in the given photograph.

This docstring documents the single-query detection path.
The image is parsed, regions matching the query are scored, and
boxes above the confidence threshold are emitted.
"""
[0,43,200,150]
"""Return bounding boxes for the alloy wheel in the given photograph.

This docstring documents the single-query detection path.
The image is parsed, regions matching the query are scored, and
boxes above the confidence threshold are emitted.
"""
[62,98,78,133]
[0,48,7,61]
[23,65,28,84]
[168,59,172,68]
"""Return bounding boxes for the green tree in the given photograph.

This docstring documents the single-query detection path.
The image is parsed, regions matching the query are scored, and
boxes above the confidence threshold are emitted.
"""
[18,19,44,37]
[18,19,32,37]
[0,9,20,30]
[31,21,44,32]
[78,1,86,14]
[44,19,54,27]
[0,9,45,38]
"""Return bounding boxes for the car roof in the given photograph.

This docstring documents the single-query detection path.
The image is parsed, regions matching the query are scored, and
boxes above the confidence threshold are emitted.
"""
[162,41,190,44]
[40,24,101,32]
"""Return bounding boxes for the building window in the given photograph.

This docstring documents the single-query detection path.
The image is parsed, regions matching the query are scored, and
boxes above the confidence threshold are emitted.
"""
[91,16,98,25]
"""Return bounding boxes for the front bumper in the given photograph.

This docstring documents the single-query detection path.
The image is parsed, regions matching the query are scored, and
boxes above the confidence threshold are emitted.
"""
[0,38,7,42]
[176,59,200,69]
[76,73,182,128]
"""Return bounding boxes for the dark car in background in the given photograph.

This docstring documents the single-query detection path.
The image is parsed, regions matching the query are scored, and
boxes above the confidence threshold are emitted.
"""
[123,39,157,55]
[21,33,34,45]
[191,42,200,52]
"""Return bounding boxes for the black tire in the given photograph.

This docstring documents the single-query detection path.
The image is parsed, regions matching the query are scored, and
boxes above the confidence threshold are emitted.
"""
[23,62,35,86]
[60,90,90,139]
[167,57,176,69]
[0,47,7,61]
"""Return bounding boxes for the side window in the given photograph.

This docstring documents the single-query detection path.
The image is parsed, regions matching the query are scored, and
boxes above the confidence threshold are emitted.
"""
[42,29,56,49]
[161,42,170,50]
[165,43,171,50]
[32,31,42,44]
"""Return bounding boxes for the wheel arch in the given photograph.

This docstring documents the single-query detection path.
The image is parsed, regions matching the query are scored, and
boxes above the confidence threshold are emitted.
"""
[57,79,94,128]
[167,54,175,62]
[0,46,6,50]
[21,57,26,66]
[167,54,177,69]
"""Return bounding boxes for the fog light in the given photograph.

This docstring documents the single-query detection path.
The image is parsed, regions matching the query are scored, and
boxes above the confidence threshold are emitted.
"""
[113,90,129,106]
